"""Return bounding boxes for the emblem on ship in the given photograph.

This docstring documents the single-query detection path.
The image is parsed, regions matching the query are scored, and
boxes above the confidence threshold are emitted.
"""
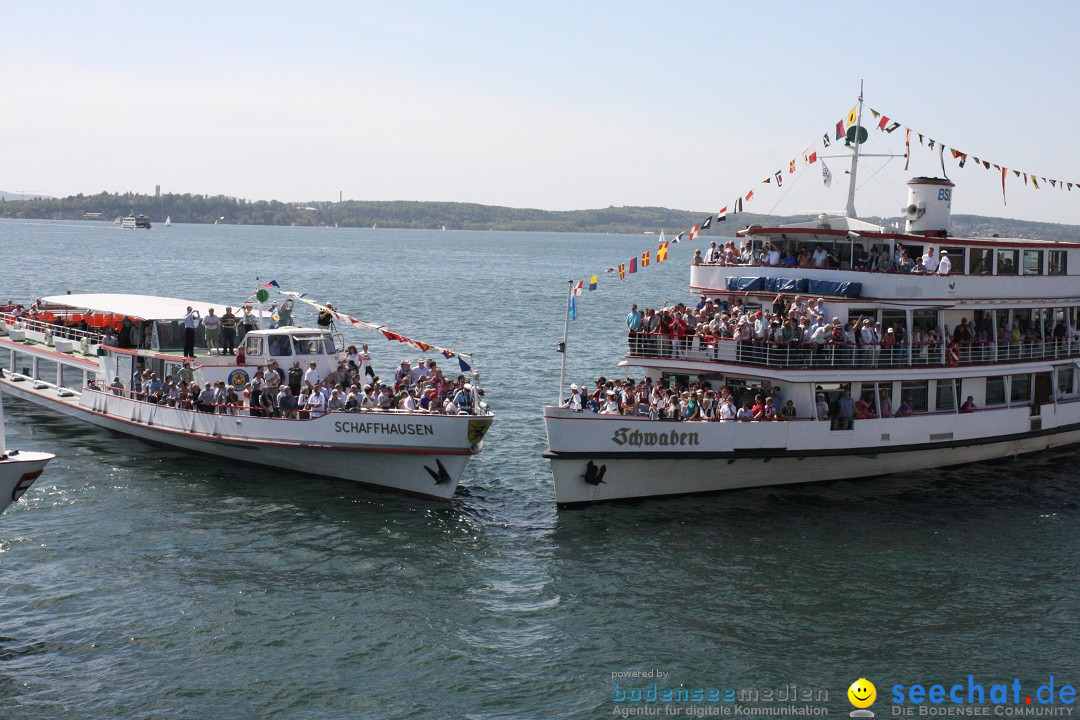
[468,419,493,445]
[229,369,250,387]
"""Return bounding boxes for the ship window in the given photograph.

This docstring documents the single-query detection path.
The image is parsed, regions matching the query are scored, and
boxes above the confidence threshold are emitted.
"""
[1022,250,1043,276]
[996,249,1019,275]
[969,248,993,275]
[245,336,264,356]
[940,247,966,274]
[1048,250,1067,275]
[985,376,1006,405]
[1058,366,1075,395]
[935,379,957,411]
[323,334,338,354]
[292,335,324,355]
[900,380,929,413]
[1010,374,1031,405]
[267,335,292,356]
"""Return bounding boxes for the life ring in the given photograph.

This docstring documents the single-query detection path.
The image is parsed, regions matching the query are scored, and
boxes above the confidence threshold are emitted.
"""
[947,342,960,367]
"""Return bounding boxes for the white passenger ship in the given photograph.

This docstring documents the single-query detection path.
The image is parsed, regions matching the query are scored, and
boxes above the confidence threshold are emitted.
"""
[0,294,492,501]
[544,159,1080,506]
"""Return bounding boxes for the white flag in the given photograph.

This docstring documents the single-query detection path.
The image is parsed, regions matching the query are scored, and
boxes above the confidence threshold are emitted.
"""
[822,161,833,188]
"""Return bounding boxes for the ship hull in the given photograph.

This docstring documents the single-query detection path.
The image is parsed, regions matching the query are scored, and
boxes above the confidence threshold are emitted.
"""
[2,376,490,502]
[544,406,1080,505]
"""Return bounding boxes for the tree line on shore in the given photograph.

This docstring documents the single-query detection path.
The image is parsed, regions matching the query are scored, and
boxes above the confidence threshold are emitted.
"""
[0,190,1074,239]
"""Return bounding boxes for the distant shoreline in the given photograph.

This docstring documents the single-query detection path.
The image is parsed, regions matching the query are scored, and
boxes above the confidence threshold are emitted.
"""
[1,192,1077,239]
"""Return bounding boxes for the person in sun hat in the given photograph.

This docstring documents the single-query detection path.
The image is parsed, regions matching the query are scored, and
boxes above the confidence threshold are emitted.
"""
[936,249,952,275]
[562,383,582,412]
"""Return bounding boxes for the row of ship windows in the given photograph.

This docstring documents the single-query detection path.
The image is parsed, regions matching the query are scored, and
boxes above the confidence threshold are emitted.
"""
[746,239,1068,276]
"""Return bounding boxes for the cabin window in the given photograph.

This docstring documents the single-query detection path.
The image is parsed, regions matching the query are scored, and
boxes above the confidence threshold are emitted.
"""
[293,336,323,355]
[1048,250,1067,275]
[323,334,338,354]
[848,308,879,324]
[267,335,292,356]
[245,336,264,356]
[1010,374,1032,405]
[969,248,993,275]
[940,247,966,274]
[985,376,1006,406]
[1058,366,1075,396]
[996,249,1019,275]
[935,379,957,411]
[900,380,929,413]
[1022,250,1043,276]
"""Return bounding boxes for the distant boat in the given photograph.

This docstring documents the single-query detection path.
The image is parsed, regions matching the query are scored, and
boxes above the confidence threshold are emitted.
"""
[371,222,377,229]
[441,226,446,231]
[658,229,666,245]
[644,231,655,235]
[164,216,171,227]
[120,214,151,229]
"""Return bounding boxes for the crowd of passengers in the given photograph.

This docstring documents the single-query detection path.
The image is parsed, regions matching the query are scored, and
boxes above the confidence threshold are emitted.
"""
[96,355,487,418]
[625,294,1079,363]
[692,239,955,274]
[559,375,939,423]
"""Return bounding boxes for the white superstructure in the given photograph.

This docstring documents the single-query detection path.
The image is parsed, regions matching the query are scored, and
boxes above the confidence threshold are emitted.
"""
[0,294,491,502]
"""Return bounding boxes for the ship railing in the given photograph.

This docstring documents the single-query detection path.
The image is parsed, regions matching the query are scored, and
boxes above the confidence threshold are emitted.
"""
[0,311,105,347]
[84,381,489,419]
[626,331,1080,370]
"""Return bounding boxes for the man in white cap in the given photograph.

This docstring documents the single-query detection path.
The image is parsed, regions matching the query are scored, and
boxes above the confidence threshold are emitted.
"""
[936,249,952,275]
[563,383,582,411]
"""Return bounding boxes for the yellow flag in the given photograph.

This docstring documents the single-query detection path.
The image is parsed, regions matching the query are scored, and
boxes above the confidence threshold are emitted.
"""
[657,242,669,262]
[846,106,858,127]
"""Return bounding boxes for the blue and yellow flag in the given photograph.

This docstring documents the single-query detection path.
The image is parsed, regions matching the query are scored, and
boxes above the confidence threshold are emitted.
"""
[589,275,598,291]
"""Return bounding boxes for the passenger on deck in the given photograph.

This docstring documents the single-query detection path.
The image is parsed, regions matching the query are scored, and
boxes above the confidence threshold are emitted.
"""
[960,396,977,413]
[203,308,222,355]
[936,250,952,275]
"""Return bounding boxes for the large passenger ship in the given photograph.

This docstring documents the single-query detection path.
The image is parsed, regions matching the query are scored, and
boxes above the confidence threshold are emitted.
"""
[544,149,1080,506]
[0,294,492,501]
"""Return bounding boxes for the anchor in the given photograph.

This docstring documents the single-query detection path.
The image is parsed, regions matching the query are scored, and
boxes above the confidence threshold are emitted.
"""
[424,458,452,485]
[582,460,607,485]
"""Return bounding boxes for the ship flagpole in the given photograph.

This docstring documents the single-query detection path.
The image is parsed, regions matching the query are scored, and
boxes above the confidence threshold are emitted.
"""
[557,280,573,406]
[845,79,866,218]
[0,389,7,456]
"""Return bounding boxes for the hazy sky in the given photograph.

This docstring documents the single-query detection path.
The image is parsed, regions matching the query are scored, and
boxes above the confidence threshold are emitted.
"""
[5,1,1080,223]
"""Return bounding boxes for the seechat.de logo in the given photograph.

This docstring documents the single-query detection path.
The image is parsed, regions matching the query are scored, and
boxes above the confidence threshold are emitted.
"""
[849,678,878,718]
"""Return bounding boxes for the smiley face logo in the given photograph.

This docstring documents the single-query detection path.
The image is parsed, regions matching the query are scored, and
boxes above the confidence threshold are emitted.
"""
[848,678,877,709]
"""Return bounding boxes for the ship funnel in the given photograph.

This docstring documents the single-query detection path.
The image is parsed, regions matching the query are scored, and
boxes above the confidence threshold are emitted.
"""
[904,177,954,236]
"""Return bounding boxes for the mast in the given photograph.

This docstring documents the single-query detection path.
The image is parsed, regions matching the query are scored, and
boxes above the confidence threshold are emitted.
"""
[557,280,573,404]
[844,80,865,218]
[0,388,7,455]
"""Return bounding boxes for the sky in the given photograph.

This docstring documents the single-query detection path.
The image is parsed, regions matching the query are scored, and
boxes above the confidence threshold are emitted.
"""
[4,0,1080,224]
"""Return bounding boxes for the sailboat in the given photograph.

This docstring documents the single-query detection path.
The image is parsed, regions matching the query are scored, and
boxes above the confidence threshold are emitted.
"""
[164,216,171,227]
[372,222,377,229]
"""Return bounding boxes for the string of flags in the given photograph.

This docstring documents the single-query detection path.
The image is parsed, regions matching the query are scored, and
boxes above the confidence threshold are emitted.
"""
[563,99,1076,317]
[258,281,474,373]
[865,107,1080,205]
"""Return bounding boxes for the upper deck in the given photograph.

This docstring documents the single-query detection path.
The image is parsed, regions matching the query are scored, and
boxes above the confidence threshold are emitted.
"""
[691,220,1080,306]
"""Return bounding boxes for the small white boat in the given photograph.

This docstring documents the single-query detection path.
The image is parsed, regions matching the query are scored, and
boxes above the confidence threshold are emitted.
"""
[164,216,171,227]
[0,390,53,515]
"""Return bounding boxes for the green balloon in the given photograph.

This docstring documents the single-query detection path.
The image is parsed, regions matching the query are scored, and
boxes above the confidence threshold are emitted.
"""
[256,288,270,302]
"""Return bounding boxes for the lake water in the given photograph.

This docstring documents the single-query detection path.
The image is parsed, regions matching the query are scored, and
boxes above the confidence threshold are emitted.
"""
[0,219,1076,719]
